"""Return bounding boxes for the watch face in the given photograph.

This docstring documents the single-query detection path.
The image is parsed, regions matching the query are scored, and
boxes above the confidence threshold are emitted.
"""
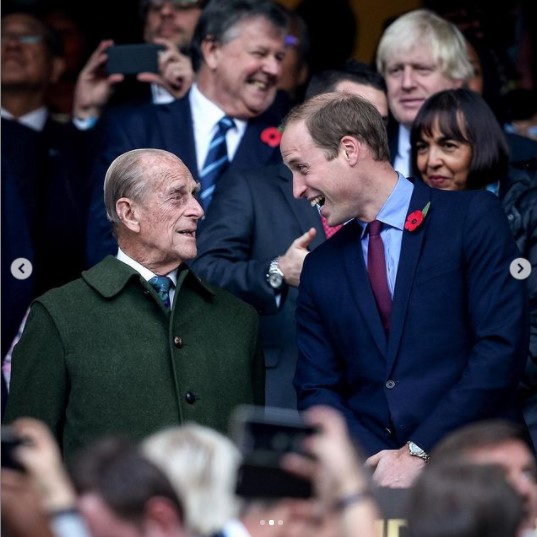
[268,272,283,289]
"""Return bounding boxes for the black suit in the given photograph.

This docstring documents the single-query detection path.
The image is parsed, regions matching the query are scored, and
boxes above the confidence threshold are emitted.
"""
[193,164,326,409]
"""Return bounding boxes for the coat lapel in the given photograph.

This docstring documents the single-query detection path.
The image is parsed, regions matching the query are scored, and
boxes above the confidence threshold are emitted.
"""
[342,221,387,356]
[386,180,432,370]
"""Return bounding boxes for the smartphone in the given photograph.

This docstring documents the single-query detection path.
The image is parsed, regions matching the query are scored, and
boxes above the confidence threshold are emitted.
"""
[230,405,317,499]
[1,425,25,472]
[105,43,165,75]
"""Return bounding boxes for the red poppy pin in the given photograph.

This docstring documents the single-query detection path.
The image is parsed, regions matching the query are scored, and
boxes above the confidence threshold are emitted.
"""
[260,126,282,148]
[404,202,431,232]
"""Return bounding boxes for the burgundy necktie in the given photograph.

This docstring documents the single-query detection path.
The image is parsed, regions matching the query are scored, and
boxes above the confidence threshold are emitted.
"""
[367,220,391,334]
[321,214,343,239]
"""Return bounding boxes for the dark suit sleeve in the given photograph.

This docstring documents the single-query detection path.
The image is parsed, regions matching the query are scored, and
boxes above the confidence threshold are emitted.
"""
[193,169,282,314]
[411,192,529,450]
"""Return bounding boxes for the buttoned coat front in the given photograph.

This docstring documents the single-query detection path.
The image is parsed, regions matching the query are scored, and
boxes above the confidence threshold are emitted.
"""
[4,256,265,460]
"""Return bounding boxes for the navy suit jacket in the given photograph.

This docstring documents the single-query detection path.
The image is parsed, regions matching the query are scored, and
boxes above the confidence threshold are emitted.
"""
[295,179,529,456]
[86,94,285,266]
[193,164,326,409]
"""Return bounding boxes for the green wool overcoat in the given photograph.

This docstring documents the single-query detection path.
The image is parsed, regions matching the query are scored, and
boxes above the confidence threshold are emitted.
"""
[4,256,265,460]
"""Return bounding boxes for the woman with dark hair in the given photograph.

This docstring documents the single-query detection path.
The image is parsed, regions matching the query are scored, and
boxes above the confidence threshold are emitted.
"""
[410,87,537,454]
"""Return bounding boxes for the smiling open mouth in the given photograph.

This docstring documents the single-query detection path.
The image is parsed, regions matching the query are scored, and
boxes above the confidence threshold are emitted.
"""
[310,195,325,208]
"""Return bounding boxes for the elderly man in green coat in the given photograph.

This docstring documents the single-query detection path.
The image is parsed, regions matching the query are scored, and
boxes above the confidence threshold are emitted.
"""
[4,148,265,460]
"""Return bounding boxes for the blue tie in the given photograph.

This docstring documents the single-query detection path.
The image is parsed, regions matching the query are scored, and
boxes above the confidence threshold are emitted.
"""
[199,116,235,211]
[149,276,172,310]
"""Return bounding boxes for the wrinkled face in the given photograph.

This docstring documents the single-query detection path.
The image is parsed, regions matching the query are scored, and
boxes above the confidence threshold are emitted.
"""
[281,120,356,226]
[203,17,286,119]
[79,494,143,537]
[415,119,472,191]
[1,14,57,90]
[466,441,537,530]
[384,43,463,128]
[128,157,203,271]
[143,1,202,47]
[334,80,389,124]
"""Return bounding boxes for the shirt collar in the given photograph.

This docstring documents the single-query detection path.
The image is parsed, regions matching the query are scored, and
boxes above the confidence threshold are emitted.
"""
[358,173,414,237]
[189,82,247,135]
[116,248,178,287]
[1,106,48,131]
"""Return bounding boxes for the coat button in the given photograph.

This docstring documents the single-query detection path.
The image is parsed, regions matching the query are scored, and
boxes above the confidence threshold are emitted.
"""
[185,391,196,404]
[385,380,396,389]
[173,336,183,348]
[385,427,393,436]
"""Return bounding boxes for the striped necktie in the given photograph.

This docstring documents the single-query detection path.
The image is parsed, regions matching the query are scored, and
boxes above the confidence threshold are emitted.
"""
[199,116,235,211]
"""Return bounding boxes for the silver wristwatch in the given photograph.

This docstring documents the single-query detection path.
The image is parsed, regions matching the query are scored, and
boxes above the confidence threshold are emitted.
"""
[407,441,430,462]
[266,257,284,290]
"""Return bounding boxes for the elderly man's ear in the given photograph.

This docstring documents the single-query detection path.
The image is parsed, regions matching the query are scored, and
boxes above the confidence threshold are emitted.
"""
[116,198,141,233]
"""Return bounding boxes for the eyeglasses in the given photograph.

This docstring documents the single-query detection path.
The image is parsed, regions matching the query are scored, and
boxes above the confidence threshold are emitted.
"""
[1,33,44,45]
[145,0,203,12]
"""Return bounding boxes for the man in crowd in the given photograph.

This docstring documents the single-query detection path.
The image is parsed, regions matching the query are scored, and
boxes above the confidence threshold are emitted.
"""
[72,437,192,537]
[375,9,473,176]
[280,92,528,487]
[4,149,264,460]
[432,420,537,532]
[1,12,91,382]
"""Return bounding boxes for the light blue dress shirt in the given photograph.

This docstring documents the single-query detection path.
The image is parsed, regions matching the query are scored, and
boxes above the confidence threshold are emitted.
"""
[359,174,414,297]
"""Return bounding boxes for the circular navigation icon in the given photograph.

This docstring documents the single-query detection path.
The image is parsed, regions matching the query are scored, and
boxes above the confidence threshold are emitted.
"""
[510,258,531,280]
[10,258,33,280]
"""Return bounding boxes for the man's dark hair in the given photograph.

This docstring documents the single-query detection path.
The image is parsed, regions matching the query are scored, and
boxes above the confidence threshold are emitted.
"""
[432,419,534,460]
[69,437,184,524]
[190,0,288,72]
[304,59,387,100]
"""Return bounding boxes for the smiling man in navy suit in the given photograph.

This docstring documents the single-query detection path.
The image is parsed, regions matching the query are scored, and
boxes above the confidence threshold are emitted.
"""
[280,92,530,488]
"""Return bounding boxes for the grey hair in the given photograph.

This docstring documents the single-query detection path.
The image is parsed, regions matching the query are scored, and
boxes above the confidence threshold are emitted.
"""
[104,148,178,225]
[376,9,473,83]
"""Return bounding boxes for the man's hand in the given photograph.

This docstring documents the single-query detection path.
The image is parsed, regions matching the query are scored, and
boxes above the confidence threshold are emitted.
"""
[278,227,317,287]
[72,39,124,120]
[137,38,194,99]
[11,418,78,512]
[365,445,425,488]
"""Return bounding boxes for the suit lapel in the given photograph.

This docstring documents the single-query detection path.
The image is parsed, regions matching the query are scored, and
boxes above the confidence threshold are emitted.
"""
[386,180,432,370]
[342,221,387,356]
